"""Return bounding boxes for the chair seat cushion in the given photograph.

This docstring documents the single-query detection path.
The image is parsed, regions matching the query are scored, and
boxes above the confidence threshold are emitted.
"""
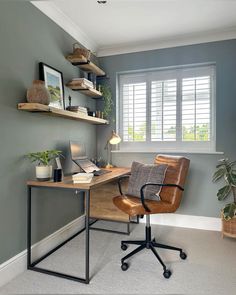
[127,162,168,201]
[113,195,174,216]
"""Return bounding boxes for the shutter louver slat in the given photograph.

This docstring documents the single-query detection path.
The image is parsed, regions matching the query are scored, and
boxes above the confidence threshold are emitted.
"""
[151,80,177,141]
[122,82,146,142]
[182,76,211,142]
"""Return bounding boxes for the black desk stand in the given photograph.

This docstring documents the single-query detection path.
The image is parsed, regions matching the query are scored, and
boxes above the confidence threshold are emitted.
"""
[27,185,91,284]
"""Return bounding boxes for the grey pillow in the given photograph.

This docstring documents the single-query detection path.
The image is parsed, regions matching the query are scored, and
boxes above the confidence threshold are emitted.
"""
[127,161,168,201]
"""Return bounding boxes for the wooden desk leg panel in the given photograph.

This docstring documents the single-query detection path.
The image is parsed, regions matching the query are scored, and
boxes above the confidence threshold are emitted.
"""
[90,180,129,223]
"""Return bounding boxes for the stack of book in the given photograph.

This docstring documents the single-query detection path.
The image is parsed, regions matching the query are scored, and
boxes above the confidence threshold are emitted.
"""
[71,78,94,89]
[67,106,88,116]
[72,173,93,184]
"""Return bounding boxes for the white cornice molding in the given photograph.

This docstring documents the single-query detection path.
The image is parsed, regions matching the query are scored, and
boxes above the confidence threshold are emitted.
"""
[30,2,236,58]
[31,1,98,53]
[97,29,236,57]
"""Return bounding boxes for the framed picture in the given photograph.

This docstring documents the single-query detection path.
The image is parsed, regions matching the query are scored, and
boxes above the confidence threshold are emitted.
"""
[39,62,65,109]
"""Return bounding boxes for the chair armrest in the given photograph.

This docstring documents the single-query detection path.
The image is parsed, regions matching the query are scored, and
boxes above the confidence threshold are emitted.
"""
[140,183,184,212]
[118,175,130,195]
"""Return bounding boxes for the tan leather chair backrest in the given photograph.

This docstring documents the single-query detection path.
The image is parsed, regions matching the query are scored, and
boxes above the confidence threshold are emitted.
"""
[155,155,190,209]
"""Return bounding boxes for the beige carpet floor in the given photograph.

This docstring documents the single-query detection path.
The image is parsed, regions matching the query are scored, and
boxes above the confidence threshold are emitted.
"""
[0,222,235,294]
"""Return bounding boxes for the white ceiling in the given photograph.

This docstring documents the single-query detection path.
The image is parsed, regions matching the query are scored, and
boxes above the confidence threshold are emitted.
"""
[32,0,236,56]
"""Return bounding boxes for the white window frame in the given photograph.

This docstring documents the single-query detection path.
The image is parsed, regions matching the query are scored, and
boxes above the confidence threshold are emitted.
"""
[117,64,216,153]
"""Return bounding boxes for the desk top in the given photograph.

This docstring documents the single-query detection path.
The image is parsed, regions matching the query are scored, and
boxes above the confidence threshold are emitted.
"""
[27,167,130,190]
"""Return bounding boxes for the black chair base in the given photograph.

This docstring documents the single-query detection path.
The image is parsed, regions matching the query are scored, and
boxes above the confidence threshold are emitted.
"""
[120,225,187,279]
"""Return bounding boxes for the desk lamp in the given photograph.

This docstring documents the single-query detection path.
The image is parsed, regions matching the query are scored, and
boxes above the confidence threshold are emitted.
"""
[105,130,121,168]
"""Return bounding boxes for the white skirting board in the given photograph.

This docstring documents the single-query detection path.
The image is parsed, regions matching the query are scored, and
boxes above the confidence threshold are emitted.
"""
[140,214,221,231]
[0,213,221,288]
[0,215,85,288]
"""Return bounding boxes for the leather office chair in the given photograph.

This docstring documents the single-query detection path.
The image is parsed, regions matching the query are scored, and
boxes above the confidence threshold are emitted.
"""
[113,155,190,278]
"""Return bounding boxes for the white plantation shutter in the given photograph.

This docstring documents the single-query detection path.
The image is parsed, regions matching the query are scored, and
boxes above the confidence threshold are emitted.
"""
[122,82,146,142]
[118,65,215,152]
[182,76,211,141]
[151,79,177,141]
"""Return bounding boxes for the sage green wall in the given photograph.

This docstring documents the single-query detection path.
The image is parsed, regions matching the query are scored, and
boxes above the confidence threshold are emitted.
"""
[97,39,236,218]
[0,2,97,264]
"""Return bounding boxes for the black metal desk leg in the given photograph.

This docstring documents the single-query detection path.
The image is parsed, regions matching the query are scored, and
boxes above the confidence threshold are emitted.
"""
[85,190,90,284]
[27,186,32,268]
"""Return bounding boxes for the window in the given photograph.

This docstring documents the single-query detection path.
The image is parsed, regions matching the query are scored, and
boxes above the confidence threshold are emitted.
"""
[118,65,215,152]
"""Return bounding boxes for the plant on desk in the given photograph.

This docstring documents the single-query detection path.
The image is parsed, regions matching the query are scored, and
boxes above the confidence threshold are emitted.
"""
[27,150,62,181]
[213,158,236,238]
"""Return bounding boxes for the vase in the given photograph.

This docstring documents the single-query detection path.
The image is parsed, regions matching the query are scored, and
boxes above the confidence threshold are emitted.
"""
[27,80,50,105]
[36,165,52,181]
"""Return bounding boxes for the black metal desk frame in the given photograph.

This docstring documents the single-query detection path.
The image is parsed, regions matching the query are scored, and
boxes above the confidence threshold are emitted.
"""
[27,185,91,284]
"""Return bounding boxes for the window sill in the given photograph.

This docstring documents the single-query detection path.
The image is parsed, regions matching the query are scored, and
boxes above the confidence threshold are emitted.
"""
[111,150,224,155]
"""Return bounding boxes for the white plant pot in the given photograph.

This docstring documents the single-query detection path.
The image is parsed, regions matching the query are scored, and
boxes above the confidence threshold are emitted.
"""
[36,165,52,181]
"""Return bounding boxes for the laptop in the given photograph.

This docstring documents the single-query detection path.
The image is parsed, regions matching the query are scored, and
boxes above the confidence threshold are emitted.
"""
[70,141,111,176]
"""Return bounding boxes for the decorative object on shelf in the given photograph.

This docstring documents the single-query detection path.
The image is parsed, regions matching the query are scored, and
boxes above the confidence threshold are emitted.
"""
[26,150,63,181]
[39,62,65,109]
[213,158,236,238]
[66,79,102,98]
[73,43,91,60]
[72,78,94,88]
[88,111,96,117]
[26,80,50,105]
[66,95,88,115]
[67,105,88,116]
[68,95,72,109]
[88,73,97,89]
[66,54,105,76]
[18,103,109,125]
[95,110,104,119]
[105,130,121,168]
[100,83,113,120]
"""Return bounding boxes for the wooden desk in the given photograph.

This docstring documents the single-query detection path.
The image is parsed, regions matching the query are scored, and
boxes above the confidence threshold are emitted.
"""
[27,167,130,284]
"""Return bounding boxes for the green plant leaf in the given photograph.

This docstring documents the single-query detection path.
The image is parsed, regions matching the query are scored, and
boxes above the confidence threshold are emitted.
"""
[217,185,231,201]
[225,160,236,168]
[222,203,236,220]
[212,167,225,182]
[26,150,63,166]
[100,84,113,120]
[225,171,236,186]
[216,163,226,169]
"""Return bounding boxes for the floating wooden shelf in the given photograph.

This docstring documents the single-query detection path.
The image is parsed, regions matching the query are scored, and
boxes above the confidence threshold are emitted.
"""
[18,103,108,125]
[66,81,102,98]
[66,54,105,76]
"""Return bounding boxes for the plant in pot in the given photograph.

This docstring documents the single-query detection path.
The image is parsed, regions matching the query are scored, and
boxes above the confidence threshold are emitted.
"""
[27,150,62,181]
[213,158,236,238]
[100,84,113,121]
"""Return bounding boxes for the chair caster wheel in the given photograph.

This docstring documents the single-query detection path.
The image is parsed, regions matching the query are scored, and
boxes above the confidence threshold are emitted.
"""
[121,244,128,251]
[163,270,172,279]
[180,251,187,260]
[121,262,129,271]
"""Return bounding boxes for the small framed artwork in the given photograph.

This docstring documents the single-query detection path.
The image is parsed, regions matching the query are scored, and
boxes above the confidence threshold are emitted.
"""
[39,62,65,109]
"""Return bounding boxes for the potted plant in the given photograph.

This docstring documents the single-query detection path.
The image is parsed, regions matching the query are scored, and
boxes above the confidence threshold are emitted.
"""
[213,158,236,238]
[100,84,113,120]
[27,150,62,181]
